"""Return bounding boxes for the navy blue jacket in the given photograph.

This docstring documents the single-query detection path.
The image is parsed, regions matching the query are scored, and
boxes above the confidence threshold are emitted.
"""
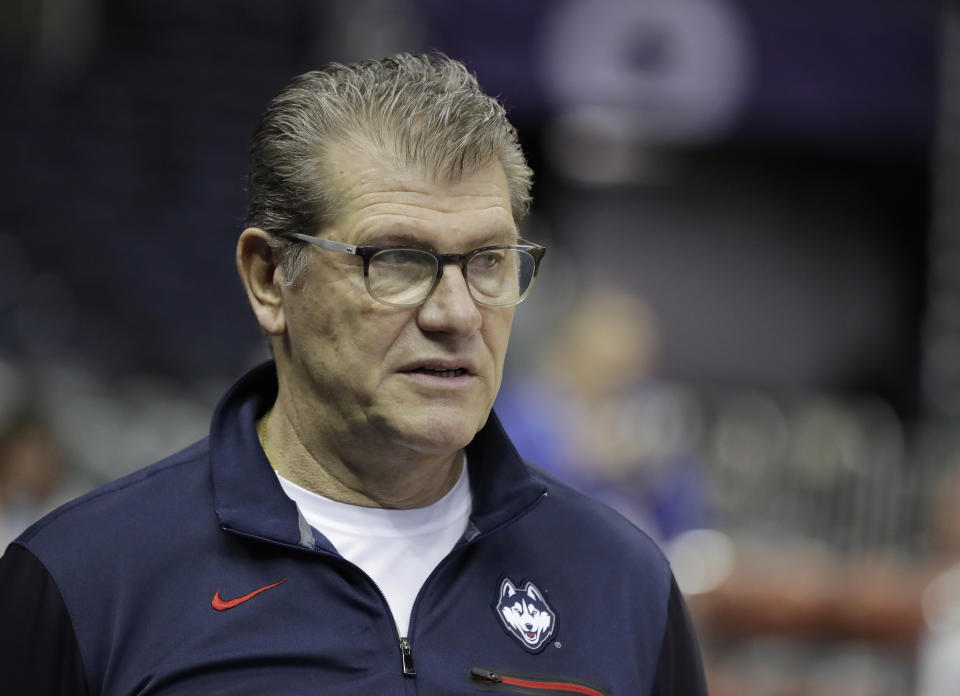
[0,363,707,695]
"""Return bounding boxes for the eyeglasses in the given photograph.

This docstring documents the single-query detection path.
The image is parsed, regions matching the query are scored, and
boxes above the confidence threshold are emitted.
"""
[290,233,546,308]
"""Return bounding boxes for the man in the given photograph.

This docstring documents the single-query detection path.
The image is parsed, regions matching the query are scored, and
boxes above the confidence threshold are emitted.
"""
[0,54,707,695]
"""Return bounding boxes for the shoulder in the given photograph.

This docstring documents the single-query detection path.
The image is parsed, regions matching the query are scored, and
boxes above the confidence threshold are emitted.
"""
[527,461,666,546]
[0,544,90,694]
[16,438,212,556]
[523,460,671,578]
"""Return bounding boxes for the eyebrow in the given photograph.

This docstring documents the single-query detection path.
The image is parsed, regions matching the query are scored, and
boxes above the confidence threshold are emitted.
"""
[359,228,518,250]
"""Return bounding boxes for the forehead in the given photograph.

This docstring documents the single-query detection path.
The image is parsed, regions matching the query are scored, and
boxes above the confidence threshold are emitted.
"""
[324,146,517,248]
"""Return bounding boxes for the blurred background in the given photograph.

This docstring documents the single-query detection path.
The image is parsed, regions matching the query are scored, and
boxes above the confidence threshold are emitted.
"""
[0,0,956,693]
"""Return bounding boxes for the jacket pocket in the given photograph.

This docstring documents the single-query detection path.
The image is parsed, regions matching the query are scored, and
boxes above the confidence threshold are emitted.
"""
[470,667,608,696]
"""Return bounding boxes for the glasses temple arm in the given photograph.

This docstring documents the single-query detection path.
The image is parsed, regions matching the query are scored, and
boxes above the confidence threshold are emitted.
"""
[290,233,358,255]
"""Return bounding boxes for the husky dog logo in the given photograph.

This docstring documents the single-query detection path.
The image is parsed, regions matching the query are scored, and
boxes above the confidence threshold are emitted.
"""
[495,578,556,652]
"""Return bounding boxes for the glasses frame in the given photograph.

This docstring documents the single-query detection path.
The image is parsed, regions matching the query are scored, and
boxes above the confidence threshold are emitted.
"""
[289,232,546,308]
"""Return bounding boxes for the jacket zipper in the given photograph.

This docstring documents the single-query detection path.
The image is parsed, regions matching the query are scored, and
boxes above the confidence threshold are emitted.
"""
[470,668,606,696]
[356,567,415,677]
[348,565,416,678]
[400,637,416,676]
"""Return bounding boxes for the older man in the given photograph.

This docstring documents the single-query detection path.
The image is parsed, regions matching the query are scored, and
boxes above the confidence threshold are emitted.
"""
[0,54,706,695]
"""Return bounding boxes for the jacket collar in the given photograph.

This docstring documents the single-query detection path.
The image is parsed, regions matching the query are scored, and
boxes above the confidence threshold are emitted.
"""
[464,409,547,534]
[211,361,306,548]
[210,362,546,548]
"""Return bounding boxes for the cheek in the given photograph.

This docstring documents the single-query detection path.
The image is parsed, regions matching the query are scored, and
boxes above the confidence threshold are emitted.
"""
[294,277,404,352]
[330,308,408,367]
[484,310,515,365]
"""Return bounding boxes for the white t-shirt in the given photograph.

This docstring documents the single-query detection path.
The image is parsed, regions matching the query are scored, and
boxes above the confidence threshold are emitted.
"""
[275,463,472,638]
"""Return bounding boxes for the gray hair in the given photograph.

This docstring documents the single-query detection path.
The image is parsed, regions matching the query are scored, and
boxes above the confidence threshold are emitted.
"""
[245,53,533,285]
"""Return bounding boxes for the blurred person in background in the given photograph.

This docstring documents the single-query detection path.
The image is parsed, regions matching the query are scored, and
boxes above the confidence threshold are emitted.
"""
[496,288,712,543]
[0,54,706,695]
[0,410,71,550]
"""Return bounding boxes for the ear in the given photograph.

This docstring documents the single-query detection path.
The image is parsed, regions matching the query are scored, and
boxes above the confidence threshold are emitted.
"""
[236,227,286,336]
[500,578,517,599]
[525,583,544,603]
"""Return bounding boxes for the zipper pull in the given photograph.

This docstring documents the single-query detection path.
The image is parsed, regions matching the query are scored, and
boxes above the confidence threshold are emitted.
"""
[470,668,502,683]
[400,637,416,676]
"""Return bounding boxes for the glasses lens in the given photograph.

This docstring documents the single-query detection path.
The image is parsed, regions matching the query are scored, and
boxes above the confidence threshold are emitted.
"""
[368,249,438,305]
[466,249,536,306]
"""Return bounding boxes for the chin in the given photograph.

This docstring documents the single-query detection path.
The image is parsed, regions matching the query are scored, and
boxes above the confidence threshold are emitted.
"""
[384,409,484,456]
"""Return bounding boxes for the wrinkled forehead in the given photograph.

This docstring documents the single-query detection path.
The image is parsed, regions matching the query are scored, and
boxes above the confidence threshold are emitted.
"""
[319,142,516,245]
[321,130,506,205]
[325,132,496,185]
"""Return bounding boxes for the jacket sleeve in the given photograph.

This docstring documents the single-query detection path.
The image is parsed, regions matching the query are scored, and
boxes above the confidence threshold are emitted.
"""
[650,574,709,695]
[0,543,90,696]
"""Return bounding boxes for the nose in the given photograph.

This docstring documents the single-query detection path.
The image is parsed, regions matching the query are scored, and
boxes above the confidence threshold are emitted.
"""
[416,263,482,336]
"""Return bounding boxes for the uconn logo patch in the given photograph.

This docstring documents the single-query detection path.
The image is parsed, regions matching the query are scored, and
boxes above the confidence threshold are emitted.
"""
[494,578,557,652]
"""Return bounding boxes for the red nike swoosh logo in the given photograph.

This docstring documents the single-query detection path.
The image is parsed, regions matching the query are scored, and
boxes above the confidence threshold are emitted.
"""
[211,578,287,611]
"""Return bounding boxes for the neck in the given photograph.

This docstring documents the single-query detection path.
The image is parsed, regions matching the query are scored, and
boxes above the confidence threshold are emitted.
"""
[257,403,465,509]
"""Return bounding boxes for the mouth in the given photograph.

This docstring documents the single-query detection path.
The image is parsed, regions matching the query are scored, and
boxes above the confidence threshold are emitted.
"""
[411,367,467,378]
[399,362,476,390]
[399,358,477,380]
